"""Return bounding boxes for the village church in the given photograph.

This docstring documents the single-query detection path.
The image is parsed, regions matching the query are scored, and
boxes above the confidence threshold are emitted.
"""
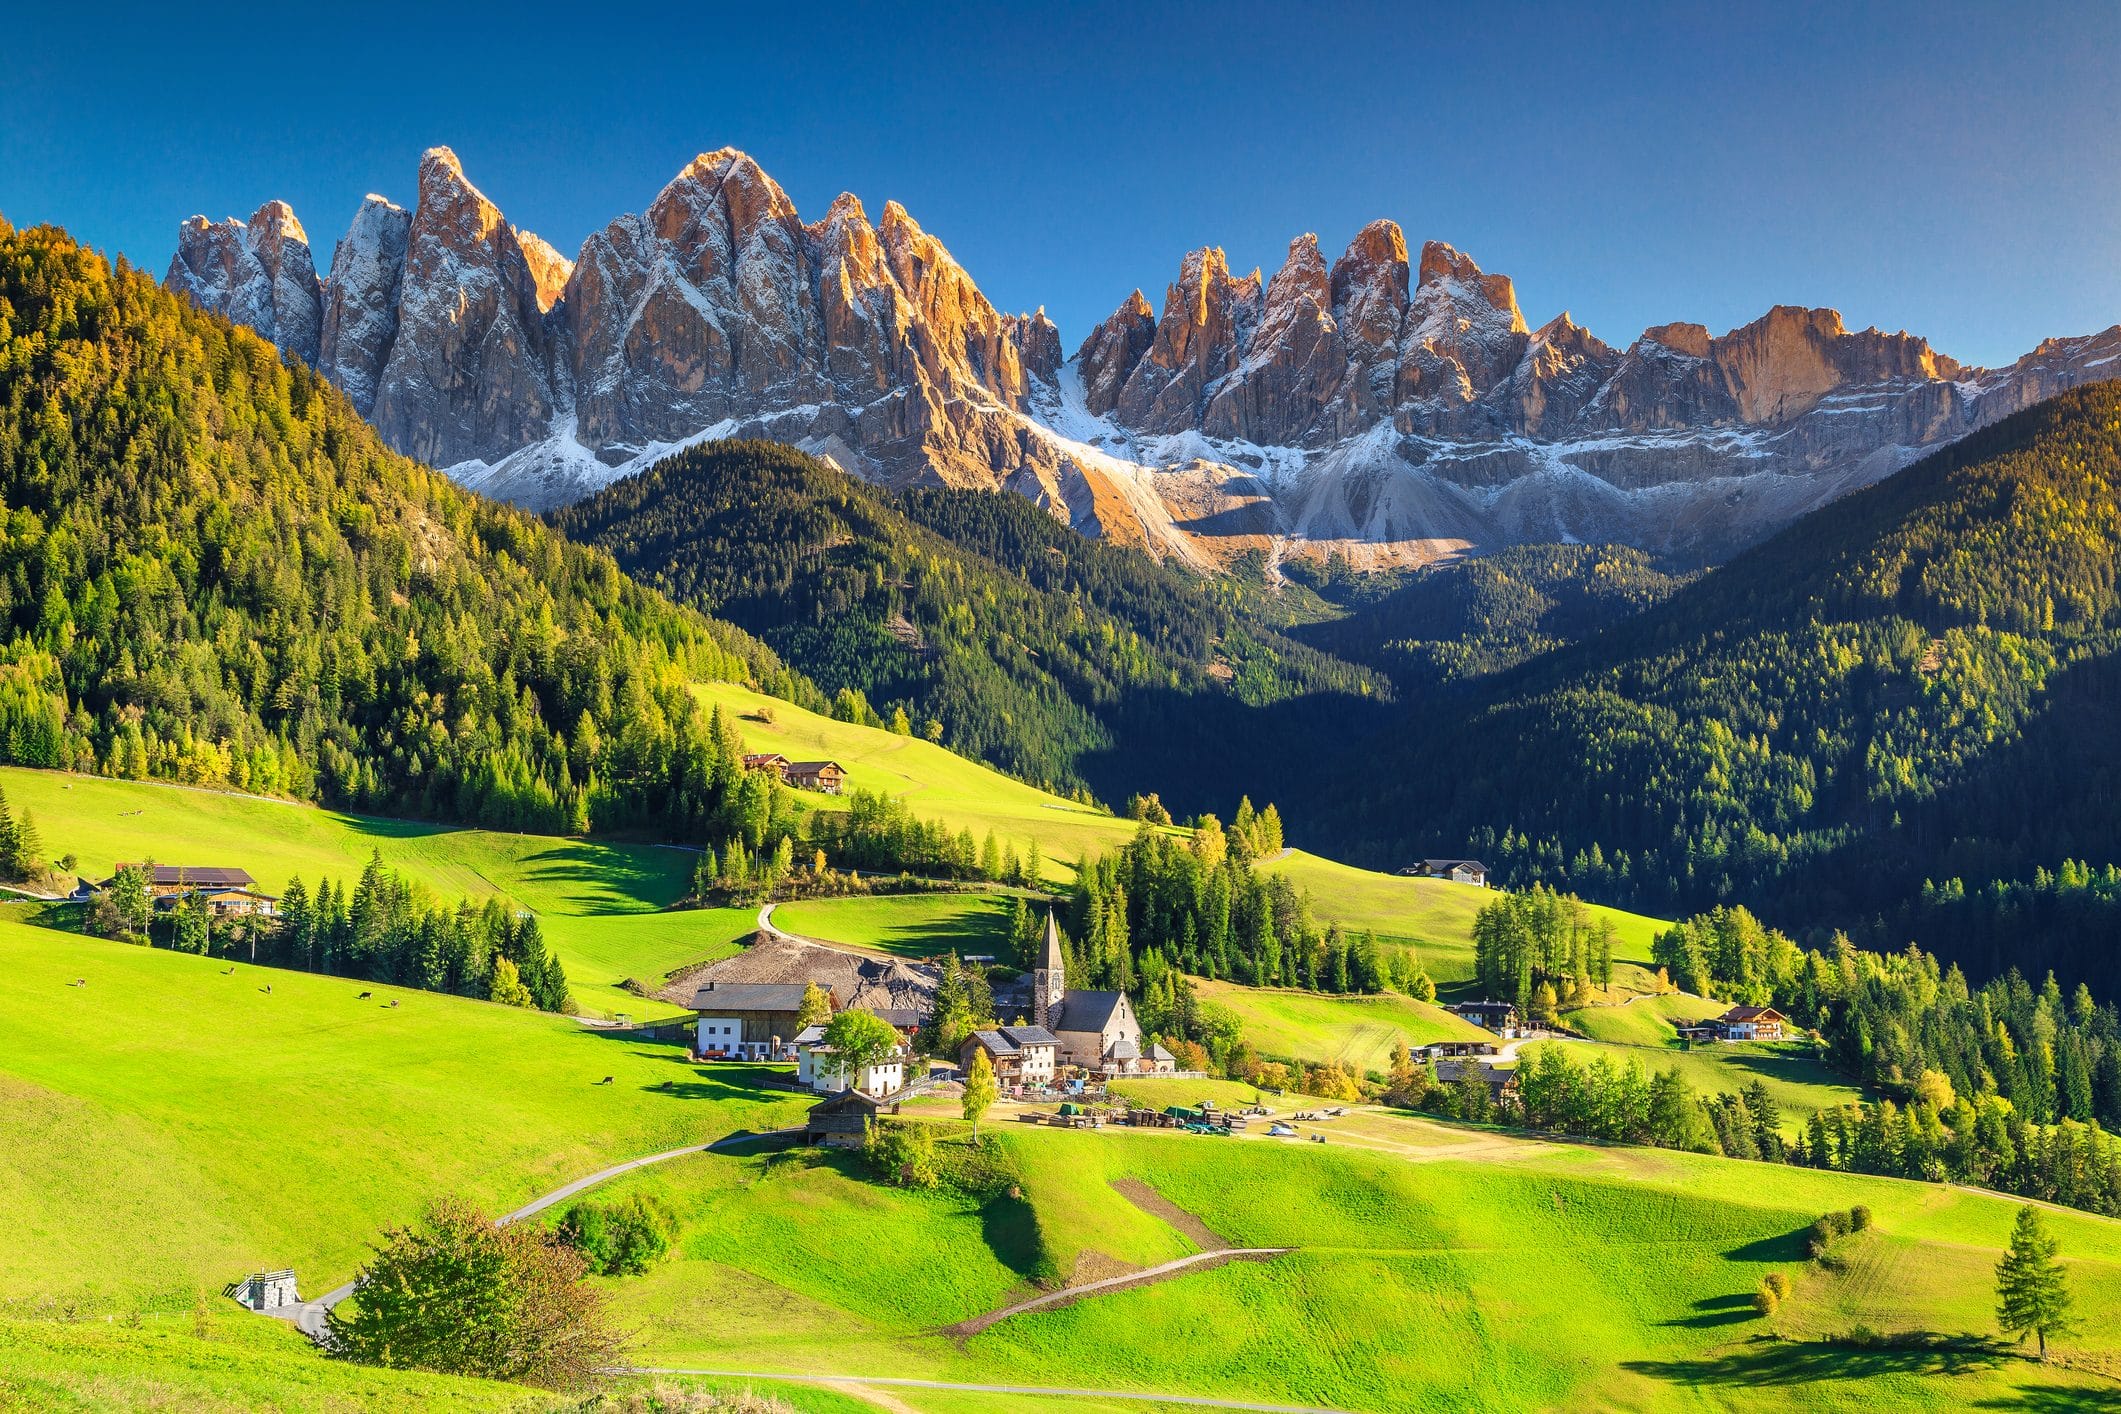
[1030,910,1174,1075]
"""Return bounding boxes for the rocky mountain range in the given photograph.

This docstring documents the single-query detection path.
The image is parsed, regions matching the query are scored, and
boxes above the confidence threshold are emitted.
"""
[169,147,2121,569]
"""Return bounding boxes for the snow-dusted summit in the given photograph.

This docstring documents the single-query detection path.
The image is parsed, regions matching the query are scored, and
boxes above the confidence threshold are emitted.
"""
[168,150,2121,569]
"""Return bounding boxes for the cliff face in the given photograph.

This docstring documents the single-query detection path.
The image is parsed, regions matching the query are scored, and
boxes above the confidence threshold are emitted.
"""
[169,148,2121,570]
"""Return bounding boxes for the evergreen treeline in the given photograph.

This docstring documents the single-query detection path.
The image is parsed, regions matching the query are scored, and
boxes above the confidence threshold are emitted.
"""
[1288,543,1691,689]
[550,440,1386,800]
[97,851,571,1012]
[1305,383,2121,996]
[0,221,804,837]
[1058,807,1433,999]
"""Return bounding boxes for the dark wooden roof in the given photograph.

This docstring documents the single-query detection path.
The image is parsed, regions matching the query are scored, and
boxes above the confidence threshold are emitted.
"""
[691,981,813,1012]
[1717,1005,1786,1023]
[783,760,845,774]
[115,865,255,888]
[966,1025,1060,1055]
[808,1089,885,1119]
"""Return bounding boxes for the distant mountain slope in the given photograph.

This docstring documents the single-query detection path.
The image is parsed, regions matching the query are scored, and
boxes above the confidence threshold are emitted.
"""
[0,218,800,836]
[1302,379,2121,988]
[172,146,2121,568]
[554,439,1385,797]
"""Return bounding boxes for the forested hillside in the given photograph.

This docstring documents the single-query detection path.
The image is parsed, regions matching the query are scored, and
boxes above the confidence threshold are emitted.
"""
[1287,543,1692,689]
[0,221,803,837]
[1305,381,2121,992]
[553,440,1385,797]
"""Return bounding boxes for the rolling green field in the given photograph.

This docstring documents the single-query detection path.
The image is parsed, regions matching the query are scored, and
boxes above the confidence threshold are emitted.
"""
[770,891,1022,963]
[1193,978,1489,1072]
[0,766,754,1018]
[0,920,808,1313]
[696,681,1160,881]
[580,1117,2121,1411]
[1565,991,1728,1047]
[1261,850,1670,985]
[1518,1038,1869,1136]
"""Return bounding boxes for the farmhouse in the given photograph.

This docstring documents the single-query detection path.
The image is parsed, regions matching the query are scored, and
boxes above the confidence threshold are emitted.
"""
[112,864,259,898]
[1398,859,1490,887]
[1435,1058,1520,1102]
[690,980,815,1060]
[1029,910,1175,1076]
[794,1022,908,1097]
[154,886,280,919]
[961,1025,1060,1087]
[1449,1000,1521,1034]
[782,760,847,796]
[804,1088,886,1148]
[741,752,789,773]
[668,933,937,1021]
[1711,1005,1788,1042]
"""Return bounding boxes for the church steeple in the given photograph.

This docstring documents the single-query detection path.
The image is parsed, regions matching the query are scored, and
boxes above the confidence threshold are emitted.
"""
[1032,908,1066,1029]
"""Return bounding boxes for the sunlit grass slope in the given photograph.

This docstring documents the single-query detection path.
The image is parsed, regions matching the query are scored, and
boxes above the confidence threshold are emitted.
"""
[0,766,753,1016]
[0,921,808,1313]
[1193,978,1488,1072]
[588,1119,2121,1412]
[771,891,1021,962]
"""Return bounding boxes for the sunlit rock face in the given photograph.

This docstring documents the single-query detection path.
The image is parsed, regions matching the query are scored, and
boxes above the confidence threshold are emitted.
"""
[170,150,2121,570]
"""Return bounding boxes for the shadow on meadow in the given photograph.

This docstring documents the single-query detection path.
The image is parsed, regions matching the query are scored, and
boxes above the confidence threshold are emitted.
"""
[1724,1224,1817,1263]
[1627,1331,2008,1385]
[1975,1385,2121,1410]
[1662,1293,1762,1329]
[510,842,688,913]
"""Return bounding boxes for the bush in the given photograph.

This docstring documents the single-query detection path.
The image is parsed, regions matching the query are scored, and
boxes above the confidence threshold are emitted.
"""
[862,1117,939,1189]
[325,1197,620,1391]
[557,1193,679,1276]
[1849,1204,1873,1231]
[1765,1271,1792,1301]
[1753,1280,1780,1316]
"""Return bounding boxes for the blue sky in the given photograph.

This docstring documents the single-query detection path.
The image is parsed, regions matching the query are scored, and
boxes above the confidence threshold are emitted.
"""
[4,0,2117,366]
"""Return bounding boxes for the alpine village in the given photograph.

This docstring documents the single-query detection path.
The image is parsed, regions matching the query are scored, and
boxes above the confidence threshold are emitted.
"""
[6,8,2121,1412]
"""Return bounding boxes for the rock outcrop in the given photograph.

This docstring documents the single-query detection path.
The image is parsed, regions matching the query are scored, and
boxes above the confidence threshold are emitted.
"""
[168,147,2121,570]
[166,201,322,368]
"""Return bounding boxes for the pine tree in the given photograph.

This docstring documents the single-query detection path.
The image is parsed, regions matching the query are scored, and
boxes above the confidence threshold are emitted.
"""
[1995,1204,2077,1357]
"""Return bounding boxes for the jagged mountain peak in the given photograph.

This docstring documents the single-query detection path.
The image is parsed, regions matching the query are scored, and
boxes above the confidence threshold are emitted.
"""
[168,147,2121,572]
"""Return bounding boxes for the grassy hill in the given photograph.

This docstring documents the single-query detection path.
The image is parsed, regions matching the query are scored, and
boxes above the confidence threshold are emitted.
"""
[770,891,1023,962]
[575,1116,2121,1411]
[0,920,809,1312]
[0,766,754,1018]
[1193,979,1488,1072]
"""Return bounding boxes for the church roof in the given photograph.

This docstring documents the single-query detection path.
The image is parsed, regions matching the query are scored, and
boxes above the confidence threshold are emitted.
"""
[1054,990,1127,1033]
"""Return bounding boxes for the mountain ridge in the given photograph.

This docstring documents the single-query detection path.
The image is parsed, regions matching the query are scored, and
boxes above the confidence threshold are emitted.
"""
[169,146,2121,569]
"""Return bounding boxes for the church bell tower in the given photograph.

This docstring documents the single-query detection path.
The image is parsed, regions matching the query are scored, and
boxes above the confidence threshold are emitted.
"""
[1031,908,1066,1029]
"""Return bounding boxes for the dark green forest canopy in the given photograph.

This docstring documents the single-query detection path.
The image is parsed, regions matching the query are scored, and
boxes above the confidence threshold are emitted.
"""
[552,438,1387,799]
[0,220,804,837]
[1298,380,2121,993]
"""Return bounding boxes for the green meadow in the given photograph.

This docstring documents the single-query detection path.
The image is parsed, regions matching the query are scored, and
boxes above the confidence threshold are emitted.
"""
[695,681,1161,880]
[0,920,809,1313]
[1192,978,1489,1072]
[581,1118,2121,1411]
[770,891,1022,962]
[0,765,754,1018]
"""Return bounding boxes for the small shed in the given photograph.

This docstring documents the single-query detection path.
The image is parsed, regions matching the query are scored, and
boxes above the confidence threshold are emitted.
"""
[804,1088,886,1148]
[226,1269,299,1311]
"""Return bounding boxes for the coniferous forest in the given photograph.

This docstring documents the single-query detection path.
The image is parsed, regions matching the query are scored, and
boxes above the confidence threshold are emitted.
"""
[0,221,805,840]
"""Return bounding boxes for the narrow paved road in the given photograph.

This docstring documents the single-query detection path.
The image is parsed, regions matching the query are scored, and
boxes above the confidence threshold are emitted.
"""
[622,1370,1348,1413]
[271,1129,794,1341]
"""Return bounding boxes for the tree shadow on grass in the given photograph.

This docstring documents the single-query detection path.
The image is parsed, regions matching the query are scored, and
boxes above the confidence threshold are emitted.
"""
[1626,1332,2008,1386]
[1725,1225,1816,1263]
[1663,1294,1762,1329]
[508,843,685,913]
[979,1188,1050,1284]
[1975,1385,2121,1410]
